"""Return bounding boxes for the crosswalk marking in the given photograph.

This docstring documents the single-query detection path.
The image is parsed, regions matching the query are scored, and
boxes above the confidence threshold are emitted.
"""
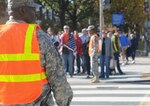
[68,78,150,106]
[73,90,150,94]
[72,97,150,102]
[54,83,150,106]
[55,73,150,106]
[70,105,140,106]
[71,105,137,106]
[71,84,150,88]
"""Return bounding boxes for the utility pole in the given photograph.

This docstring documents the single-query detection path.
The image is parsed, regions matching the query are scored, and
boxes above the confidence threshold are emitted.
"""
[88,17,91,25]
[144,0,150,55]
[99,0,103,36]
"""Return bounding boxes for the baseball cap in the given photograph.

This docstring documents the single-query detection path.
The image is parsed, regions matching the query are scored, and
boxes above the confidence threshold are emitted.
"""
[63,25,70,29]
[82,28,87,33]
[87,25,95,31]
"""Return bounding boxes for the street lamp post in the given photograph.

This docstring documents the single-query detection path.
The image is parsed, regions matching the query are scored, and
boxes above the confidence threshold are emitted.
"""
[99,0,103,36]
[144,0,150,55]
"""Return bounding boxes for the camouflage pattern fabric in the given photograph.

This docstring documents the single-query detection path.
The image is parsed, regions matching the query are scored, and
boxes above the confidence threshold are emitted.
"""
[90,54,99,80]
[90,35,99,82]
[37,29,73,106]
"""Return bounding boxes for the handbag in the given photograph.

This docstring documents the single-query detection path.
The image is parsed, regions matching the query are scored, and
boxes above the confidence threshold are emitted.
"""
[110,58,116,69]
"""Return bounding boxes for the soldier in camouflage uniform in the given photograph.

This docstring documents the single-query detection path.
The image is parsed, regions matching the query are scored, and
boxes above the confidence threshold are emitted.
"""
[0,0,73,106]
[87,25,100,83]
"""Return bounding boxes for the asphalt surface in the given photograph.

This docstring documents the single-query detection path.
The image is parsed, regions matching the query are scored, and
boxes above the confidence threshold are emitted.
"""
[66,57,150,106]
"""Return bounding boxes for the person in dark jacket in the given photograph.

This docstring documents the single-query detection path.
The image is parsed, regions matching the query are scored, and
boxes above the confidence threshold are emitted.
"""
[99,30,113,79]
[126,33,138,64]
[80,28,91,78]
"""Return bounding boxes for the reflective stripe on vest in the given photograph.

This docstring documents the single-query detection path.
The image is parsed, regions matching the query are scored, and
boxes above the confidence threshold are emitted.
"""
[0,24,46,82]
[0,24,39,61]
[0,71,46,82]
[112,35,119,53]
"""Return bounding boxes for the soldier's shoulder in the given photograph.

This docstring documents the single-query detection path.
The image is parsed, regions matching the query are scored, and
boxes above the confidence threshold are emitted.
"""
[36,29,51,43]
[36,29,56,54]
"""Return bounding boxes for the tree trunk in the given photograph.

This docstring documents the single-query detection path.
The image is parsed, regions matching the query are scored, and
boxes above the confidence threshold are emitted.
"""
[60,11,65,30]
[59,1,68,30]
[72,16,77,31]
[135,24,140,41]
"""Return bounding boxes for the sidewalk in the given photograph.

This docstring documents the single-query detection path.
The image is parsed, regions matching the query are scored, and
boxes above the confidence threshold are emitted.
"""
[68,57,150,84]
[104,57,150,83]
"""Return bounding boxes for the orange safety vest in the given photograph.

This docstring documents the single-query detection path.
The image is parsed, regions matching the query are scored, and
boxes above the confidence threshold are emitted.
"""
[0,23,47,104]
[88,33,100,55]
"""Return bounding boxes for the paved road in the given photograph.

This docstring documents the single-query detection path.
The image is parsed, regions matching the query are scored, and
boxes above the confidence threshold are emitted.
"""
[67,75,150,106]
[67,57,150,106]
[53,57,150,106]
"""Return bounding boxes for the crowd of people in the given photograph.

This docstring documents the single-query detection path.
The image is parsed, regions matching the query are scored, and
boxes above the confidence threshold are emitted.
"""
[47,25,138,83]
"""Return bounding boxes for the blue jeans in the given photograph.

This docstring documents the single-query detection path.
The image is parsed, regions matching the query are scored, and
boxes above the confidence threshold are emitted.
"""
[76,53,83,73]
[62,50,74,77]
[100,55,110,78]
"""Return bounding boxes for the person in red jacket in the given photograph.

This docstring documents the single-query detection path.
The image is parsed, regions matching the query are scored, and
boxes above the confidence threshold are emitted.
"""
[74,31,83,74]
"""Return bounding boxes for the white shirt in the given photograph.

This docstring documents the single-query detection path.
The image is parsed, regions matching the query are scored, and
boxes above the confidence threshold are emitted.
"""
[79,34,90,44]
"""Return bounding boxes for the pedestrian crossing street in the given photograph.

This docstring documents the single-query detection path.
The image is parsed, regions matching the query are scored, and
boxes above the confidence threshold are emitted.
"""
[67,75,150,106]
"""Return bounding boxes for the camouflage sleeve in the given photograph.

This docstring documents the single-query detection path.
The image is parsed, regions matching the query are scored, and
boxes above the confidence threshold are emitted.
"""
[36,29,73,106]
[92,36,97,55]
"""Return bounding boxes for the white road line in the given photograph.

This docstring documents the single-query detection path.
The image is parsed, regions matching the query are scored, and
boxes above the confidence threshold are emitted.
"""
[71,85,150,89]
[73,90,150,94]
[72,97,150,102]
[57,105,142,106]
